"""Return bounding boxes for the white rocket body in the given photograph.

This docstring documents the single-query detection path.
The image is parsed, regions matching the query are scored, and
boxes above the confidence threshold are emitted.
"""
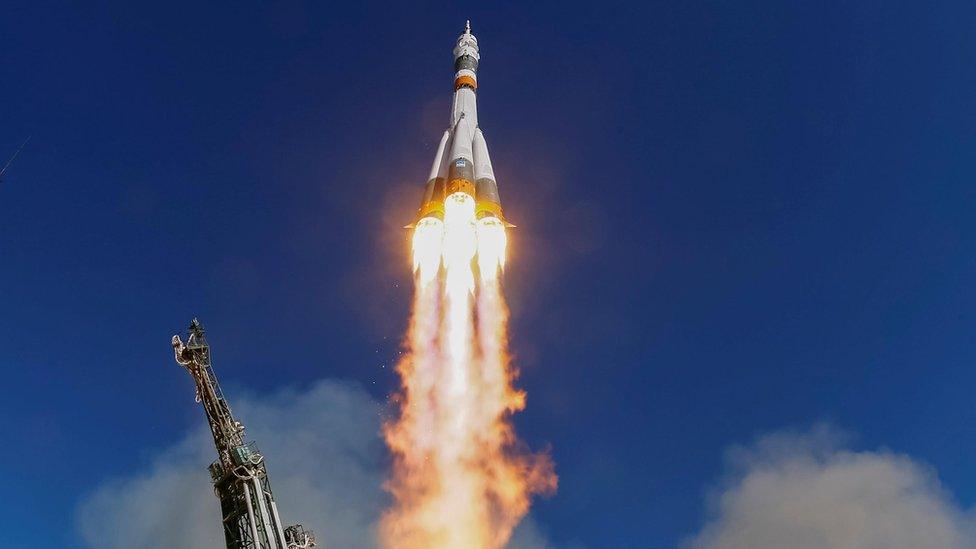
[413,22,508,225]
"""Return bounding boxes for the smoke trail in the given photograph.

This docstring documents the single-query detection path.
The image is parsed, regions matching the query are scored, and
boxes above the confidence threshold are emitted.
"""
[382,196,556,548]
[475,219,557,547]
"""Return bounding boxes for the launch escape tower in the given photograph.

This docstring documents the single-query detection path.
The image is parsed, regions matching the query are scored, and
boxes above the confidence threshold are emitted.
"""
[172,319,316,549]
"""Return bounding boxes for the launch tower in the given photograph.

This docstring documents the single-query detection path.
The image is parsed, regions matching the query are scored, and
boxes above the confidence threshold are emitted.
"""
[172,319,316,549]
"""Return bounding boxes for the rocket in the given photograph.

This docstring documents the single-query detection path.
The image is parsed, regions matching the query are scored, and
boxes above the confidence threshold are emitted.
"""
[412,21,510,227]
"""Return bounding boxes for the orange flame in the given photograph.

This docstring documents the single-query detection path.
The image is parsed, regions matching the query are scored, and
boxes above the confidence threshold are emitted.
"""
[383,194,556,548]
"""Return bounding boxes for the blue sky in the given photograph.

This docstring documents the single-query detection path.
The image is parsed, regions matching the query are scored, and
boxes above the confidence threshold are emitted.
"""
[2,2,976,547]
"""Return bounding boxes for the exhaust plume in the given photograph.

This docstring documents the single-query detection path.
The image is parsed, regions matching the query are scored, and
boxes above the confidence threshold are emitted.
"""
[383,194,556,548]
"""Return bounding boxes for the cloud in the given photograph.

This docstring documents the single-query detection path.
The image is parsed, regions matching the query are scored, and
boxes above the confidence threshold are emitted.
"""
[85,380,974,549]
[76,379,557,549]
[685,425,976,549]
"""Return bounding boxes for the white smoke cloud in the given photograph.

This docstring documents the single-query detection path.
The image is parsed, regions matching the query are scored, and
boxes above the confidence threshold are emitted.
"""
[685,425,976,549]
[90,381,974,549]
[76,380,557,549]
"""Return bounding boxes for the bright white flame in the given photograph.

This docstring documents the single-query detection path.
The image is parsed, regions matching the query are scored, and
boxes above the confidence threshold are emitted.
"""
[442,193,477,294]
[476,217,507,281]
[412,217,444,285]
[385,190,555,549]
[441,192,477,438]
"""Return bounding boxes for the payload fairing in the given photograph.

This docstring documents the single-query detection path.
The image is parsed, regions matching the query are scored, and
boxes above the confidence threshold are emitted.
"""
[413,21,510,227]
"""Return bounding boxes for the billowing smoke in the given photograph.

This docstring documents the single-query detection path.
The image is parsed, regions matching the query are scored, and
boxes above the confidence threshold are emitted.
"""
[685,425,976,549]
[80,383,976,549]
[75,380,557,548]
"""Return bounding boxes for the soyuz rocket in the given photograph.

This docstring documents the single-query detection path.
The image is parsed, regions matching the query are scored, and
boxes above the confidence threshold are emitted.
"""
[412,21,510,226]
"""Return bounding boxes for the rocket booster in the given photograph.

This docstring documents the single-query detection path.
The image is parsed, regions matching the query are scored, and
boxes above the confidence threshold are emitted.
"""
[413,21,509,226]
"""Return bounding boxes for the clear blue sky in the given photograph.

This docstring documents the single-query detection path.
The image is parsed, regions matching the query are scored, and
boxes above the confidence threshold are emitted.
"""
[2,2,975,547]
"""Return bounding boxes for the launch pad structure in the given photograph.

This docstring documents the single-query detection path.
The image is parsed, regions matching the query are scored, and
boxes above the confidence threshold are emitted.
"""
[172,319,316,549]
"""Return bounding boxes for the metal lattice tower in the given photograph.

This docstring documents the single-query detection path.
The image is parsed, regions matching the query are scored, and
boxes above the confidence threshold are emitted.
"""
[172,319,316,549]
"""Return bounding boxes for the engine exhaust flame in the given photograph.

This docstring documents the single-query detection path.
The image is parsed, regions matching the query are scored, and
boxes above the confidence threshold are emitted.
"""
[383,194,556,549]
[412,217,444,286]
[477,217,507,282]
